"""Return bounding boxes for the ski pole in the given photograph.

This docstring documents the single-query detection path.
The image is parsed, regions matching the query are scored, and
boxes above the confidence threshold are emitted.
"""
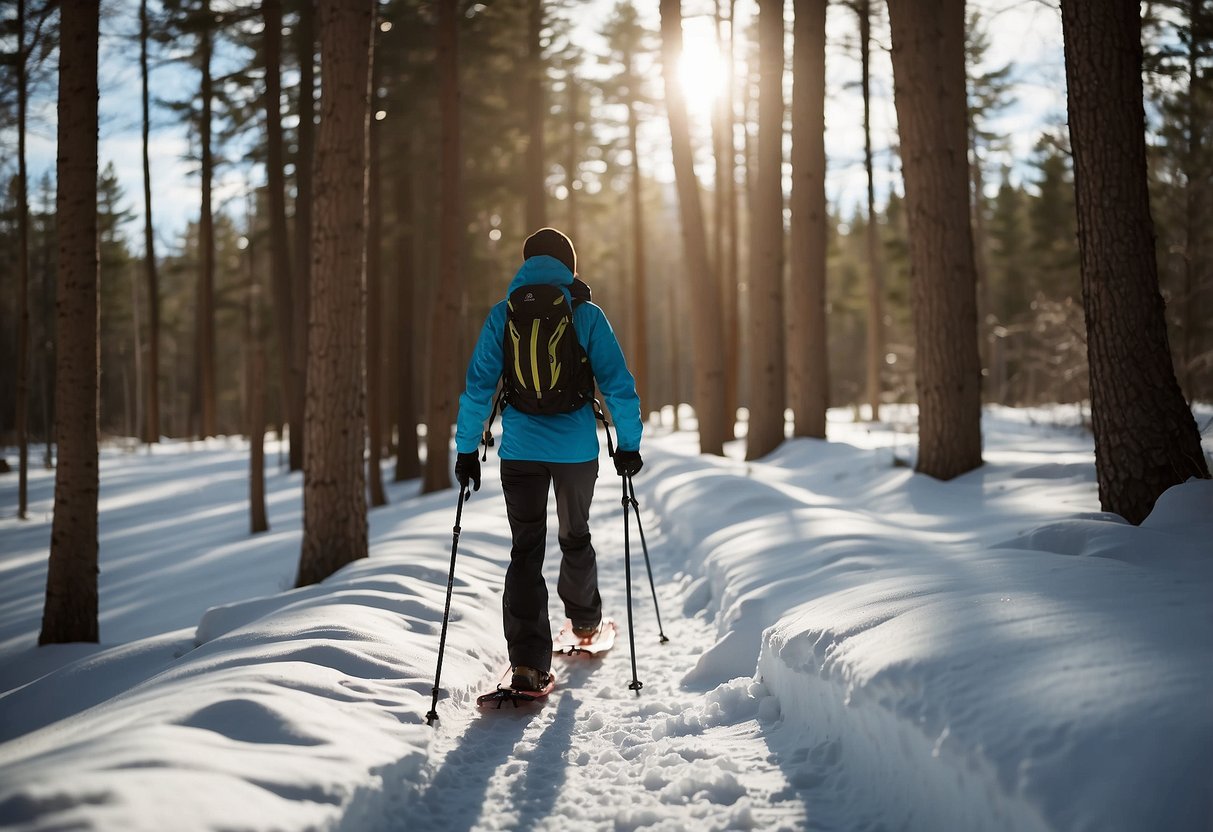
[426,484,471,726]
[626,476,668,643]
[621,473,643,694]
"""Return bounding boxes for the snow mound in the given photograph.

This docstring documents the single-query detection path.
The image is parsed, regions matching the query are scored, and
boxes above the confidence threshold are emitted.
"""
[654,436,1213,832]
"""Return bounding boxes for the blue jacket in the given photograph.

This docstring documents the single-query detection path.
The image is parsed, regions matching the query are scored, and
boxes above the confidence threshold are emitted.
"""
[455,256,642,463]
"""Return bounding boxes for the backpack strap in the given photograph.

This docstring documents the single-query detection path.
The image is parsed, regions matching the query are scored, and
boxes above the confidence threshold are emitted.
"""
[570,278,592,307]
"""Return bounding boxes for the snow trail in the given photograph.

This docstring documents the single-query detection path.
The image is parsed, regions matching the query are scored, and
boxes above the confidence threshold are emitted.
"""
[344,465,811,832]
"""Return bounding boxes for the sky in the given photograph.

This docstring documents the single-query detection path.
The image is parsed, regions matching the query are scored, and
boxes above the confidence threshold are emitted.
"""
[9,0,1069,254]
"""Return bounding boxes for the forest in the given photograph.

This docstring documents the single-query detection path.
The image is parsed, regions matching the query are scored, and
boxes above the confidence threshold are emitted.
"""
[0,0,1210,644]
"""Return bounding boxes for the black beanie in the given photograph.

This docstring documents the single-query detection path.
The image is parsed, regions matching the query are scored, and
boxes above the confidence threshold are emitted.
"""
[523,227,577,275]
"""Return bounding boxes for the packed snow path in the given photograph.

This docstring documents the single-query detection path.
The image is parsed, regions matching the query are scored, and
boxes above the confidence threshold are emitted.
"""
[346,470,810,832]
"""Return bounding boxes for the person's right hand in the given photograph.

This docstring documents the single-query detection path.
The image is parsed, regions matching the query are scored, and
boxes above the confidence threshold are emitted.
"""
[613,450,643,477]
[455,452,481,491]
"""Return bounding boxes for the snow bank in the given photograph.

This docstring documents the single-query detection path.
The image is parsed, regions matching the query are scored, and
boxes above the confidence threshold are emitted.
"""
[0,494,512,832]
[647,414,1213,832]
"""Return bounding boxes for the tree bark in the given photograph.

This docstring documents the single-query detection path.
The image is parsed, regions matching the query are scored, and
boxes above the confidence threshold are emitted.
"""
[723,0,739,438]
[263,0,299,471]
[196,4,217,439]
[292,0,316,472]
[41,0,100,645]
[745,0,787,459]
[297,0,372,585]
[1060,0,1210,523]
[393,126,419,481]
[565,72,580,242]
[16,0,31,518]
[660,0,727,455]
[140,0,160,444]
[887,0,983,479]
[246,205,268,535]
[859,0,885,422]
[525,0,546,230]
[422,0,464,493]
[625,46,649,415]
[366,41,387,507]
[788,0,828,439]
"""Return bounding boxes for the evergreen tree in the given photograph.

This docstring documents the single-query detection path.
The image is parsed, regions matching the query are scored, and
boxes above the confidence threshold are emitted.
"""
[423,0,464,494]
[745,0,787,459]
[41,0,100,646]
[1060,0,1210,524]
[298,0,373,584]
[788,0,829,439]
[887,0,984,480]
[660,0,727,455]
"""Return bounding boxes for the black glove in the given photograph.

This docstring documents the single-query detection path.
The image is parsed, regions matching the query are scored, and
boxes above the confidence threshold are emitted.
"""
[613,450,643,477]
[455,452,481,491]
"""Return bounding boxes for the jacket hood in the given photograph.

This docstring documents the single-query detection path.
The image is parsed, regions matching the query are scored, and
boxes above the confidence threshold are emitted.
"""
[507,255,574,296]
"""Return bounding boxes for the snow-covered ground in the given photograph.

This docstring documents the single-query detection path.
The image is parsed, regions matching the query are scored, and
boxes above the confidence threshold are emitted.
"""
[0,407,1210,832]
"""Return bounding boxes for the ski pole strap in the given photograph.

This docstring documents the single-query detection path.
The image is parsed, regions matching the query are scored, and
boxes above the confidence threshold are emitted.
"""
[481,387,506,462]
[592,398,616,458]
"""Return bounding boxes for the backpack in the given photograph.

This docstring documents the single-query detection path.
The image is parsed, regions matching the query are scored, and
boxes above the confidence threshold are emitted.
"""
[500,281,594,415]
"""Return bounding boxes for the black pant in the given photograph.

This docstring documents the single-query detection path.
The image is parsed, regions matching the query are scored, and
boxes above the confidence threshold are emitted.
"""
[500,459,601,672]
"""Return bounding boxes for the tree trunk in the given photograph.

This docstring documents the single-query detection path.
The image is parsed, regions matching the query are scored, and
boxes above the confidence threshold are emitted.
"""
[860,0,885,422]
[566,72,580,242]
[625,48,649,415]
[140,0,160,444]
[246,205,268,535]
[422,0,463,493]
[393,127,419,481]
[887,0,983,480]
[196,6,217,439]
[1060,0,1210,524]
[292,0,316,472]
[41,1,100,645]
[712,0,726,284]
[16,0,30,519]
[746,0,787,459]
[660,0,727,456]
[525,0,546,230]
[969,113,992,389]
[723,0,739,438]
[297,0,372,585]
[1179,0,1205,399]
[788,0,828,439]
[264,0,299,472]
[366,42,387,507]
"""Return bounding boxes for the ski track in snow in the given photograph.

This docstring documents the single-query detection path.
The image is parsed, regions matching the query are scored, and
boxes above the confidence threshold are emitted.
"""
[345,483,811,832]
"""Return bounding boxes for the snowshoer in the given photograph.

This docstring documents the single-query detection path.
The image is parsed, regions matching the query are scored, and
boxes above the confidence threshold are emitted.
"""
[454,227,644,693]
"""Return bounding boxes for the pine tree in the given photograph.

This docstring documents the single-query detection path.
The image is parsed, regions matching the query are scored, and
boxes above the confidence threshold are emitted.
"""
[600,1,654,412]
[887,0,984,479]
[525,0,547,230]
[422,0,464,493]
[660,0,727,455]
[1060,0,1210,523]
[140,0,161,444]
[41,0,100,645]
[291,0,316,472]
[366,22,387,508]
[297,0,373,585]
[262,0,300,470]
[787,0,829,440]
[746,0,788,458]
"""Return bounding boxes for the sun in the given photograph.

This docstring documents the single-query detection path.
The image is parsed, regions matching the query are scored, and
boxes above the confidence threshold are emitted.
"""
[676,24,728,118]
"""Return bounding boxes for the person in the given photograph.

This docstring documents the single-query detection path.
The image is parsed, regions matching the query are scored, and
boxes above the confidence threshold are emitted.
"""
[454,227,643,692]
